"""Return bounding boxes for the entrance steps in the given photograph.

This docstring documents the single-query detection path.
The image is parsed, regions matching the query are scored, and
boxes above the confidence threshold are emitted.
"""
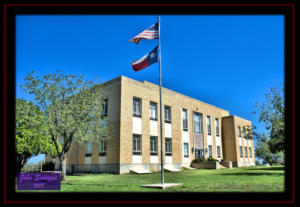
[164,166,182,172]
[130,168,152,174]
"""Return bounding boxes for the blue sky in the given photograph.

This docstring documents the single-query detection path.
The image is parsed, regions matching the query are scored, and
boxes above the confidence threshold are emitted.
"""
[16,15,284,163]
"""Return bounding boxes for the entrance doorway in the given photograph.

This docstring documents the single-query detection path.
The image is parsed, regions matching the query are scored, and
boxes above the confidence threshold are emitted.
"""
[195,149,204,159]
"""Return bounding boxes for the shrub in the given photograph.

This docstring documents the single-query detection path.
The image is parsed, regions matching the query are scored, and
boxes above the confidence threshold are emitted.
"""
[207,157,218,161]
[192,158,206,163]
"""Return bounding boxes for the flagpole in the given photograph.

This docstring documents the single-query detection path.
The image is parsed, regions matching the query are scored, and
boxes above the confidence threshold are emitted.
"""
[158,16,164,185]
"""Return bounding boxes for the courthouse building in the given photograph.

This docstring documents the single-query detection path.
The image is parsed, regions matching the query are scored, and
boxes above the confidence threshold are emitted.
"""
[47,76,255,174]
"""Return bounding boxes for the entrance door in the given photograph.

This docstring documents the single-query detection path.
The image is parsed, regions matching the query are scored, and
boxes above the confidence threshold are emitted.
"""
[195,149,204,159]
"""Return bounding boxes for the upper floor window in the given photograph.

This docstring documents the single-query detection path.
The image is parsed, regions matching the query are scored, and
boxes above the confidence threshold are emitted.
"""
[102,99,108,116]
[207,116,212,135]
[150,136,158,155]
[193,112,203,134]
[164,106,171,123]
[165,138,172,156]
[215,118,220,137]
[150,102,157,120]
[133,97,142,117]
[183,143,189,157]
[133,134,141,155]
[238,126,242,137]
[99,140,106,156]
[182,109,188,131]
[243,126,246,137]
[85,142,92,157]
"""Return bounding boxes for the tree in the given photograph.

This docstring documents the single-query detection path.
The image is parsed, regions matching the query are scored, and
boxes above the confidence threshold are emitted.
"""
[22,71,109,181]
[254,133,284,166]
[253,85,284,153]
[16,99,58,173]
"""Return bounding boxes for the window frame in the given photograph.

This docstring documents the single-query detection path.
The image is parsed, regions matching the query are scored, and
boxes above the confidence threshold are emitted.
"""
[183,143,189,157]
[215,118,220,137]
[165,137,172,156]
[164,105,172,123]
[149,101,158,121]
[102,99,108,117]
[132,134,142,155]
[207,115,212,135]
[85,142,92,157]
[240,146,243,157]
[208,145,213,158]
[217,146,221,158]
[99,139,107,156]
[150,136,158,155]
[193,112,203,134]
[244,147,248,157]
[238,126,242,137]
[133,97,142,117]
[182,109,188,131]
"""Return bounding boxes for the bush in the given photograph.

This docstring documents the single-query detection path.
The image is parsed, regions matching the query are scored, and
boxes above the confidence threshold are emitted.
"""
[42,161,55,171]
[207,157,218,161]
[192,158,206,163]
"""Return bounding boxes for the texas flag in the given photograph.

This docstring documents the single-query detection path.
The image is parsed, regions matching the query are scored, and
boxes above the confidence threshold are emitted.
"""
[131,46,158,72]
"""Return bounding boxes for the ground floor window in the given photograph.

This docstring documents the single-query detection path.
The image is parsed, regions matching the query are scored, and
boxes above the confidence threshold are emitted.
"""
[217,146,221,158]
[150,136,158,155]
[99,140,106,156]
[249,147,252,157]
[208,145,213,157]
[133,134,141,155]
[85,142,92,157]
[183,143,189,157]
[240,146,243,157]
[165,138,172,156]
[244,147,248,158]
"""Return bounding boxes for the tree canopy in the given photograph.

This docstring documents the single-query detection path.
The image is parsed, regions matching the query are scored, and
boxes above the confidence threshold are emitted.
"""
[22,71,109,180]
[16,99,58,172]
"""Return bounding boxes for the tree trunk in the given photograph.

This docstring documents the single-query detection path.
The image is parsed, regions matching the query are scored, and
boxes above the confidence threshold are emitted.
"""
[60,155,67,181]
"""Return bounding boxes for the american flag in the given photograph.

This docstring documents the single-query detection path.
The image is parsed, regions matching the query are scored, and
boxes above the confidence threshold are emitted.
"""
[129,22,159,44]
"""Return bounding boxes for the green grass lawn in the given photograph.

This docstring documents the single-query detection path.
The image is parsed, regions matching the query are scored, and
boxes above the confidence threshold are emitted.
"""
[17,166,284,192]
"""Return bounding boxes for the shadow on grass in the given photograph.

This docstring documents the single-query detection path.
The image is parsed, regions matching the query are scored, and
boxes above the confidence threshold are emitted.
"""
[221,172,284,176]
[247,167,284,171]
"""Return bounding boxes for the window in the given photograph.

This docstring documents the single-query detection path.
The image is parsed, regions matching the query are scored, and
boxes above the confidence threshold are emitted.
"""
[183,143,189,157]
[102,99,108,116]
[99,140,106,156]
[240,146,243,157]
[217,146,221,158]
[150,136,158,155]
[182,109,188,131]
[249,147,252,158]
[133,97,142,117]
[208,145,213,157]
[243,126,246,137]
[215,118,220,137]
[207,116,211,135]
[193,112,203,133]
[133,135,141,155]
[164,106,171,123]
[165,138,172,156]
[238,126,241,137]
[150,102,157,120]
[244,147,248,157]
[85,142,92,157]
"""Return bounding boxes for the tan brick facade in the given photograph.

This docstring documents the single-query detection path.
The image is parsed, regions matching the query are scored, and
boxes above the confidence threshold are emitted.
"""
[47,76,255,174]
